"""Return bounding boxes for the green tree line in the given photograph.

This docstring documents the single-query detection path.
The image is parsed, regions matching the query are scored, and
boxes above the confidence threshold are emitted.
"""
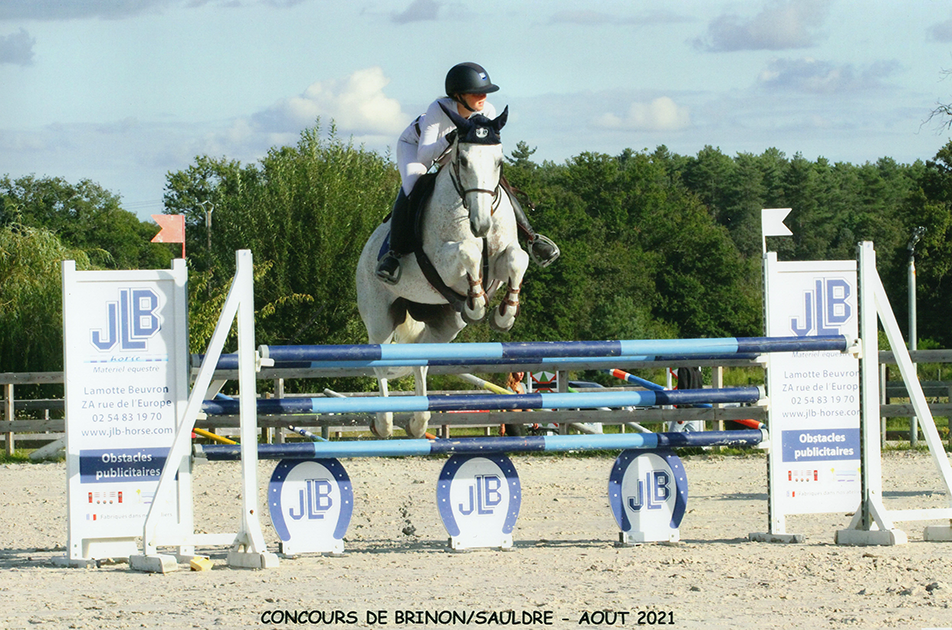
[3,123,952,387]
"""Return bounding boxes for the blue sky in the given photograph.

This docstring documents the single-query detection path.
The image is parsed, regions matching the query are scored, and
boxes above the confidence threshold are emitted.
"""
[2,0,952,219]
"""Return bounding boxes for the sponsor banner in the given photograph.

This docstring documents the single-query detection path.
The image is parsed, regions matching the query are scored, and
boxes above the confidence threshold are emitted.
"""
[63,262,189,557]
[765,256,860,517]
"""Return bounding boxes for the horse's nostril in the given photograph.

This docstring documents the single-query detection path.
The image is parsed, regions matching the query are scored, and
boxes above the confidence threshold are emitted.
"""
[471,217,490,238]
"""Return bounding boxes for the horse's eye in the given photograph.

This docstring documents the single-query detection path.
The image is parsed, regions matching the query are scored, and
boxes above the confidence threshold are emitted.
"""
[459,156,469,168]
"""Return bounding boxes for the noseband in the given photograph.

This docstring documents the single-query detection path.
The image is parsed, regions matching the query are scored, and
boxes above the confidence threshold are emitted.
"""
[449,145,502,215]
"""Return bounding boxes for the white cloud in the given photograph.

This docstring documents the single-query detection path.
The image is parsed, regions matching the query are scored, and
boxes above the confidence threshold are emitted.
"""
[694,0,832,52]
[253,67,408,137]
[593,97,691,132]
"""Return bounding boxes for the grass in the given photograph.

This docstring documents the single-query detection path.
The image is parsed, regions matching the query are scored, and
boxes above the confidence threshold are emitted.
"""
[0,450,35,464]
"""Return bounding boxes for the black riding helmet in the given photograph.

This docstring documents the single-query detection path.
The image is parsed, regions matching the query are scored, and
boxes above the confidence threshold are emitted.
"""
[445,62,500,96]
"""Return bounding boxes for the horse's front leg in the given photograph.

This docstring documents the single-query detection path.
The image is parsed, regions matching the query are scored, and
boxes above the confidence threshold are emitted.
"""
[491,243,530,332]
[406,366,430,438]
[372,372,393,438]
[441,239,487,323]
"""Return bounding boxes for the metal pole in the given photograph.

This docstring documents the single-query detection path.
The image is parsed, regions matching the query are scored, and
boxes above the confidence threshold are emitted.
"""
[907,226,926,447]
[201,201,214,297]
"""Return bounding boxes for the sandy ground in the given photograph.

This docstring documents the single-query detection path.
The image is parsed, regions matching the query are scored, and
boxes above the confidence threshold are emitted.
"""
[1,449,951,630]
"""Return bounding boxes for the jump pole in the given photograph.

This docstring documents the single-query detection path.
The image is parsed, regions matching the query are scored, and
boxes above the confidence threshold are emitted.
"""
[607,368,765,431]
[197,429,767,460]
[256,336,849,367]
[200,386,765,416]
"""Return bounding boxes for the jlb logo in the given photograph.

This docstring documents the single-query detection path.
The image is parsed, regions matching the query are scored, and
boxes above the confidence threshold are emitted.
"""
[627,471,670,511]
[458,474,502,515]
[268,459,353,555]
[437,455,521,550]
[90,288,161,351]
[609,450,687,543]
[791,279,851,336]
[288,478,333,520]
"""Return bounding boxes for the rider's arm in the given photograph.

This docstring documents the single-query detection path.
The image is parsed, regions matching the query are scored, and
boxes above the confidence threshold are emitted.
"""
[415,98,455,169]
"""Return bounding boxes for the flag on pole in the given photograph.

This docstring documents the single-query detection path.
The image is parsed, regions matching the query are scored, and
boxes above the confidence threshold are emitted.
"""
[151,214,185,258]
[761,207,792,255]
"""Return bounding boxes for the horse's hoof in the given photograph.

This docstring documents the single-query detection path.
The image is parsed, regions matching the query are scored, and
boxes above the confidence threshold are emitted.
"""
[372,416,393,439]
[462,310,486,325]
[490,313,515,332]
[462,301,488,324]
[406,414,429,439]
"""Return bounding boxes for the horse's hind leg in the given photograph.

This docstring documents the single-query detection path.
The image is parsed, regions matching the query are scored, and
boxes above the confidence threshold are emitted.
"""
[406,366,430,438]
[491,244,530,332]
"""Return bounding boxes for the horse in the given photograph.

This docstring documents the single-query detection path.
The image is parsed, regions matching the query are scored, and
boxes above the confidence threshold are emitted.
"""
[355,105,529,438]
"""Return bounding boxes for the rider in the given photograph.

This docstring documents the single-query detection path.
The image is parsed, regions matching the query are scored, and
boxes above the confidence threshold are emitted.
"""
[375,62,560,285]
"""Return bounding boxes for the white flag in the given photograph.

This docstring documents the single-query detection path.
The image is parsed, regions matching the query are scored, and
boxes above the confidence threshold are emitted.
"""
[761,208,792,255]
[761,208,793,237]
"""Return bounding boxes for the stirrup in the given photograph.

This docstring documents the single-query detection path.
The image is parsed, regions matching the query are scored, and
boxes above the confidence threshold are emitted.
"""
[375,252,402,285]
[529,234,560,268]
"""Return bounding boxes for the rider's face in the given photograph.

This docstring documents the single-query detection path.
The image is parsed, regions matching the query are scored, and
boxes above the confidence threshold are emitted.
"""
[459,92,487,113]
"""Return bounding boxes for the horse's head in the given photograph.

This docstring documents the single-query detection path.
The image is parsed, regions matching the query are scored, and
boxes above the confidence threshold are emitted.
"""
[439,103,509,238]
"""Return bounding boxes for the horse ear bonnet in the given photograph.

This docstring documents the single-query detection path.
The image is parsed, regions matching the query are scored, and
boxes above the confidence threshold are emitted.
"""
[439,103,508,145]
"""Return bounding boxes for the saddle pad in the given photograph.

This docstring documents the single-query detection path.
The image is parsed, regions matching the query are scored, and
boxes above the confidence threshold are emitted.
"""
[377,231,390,262]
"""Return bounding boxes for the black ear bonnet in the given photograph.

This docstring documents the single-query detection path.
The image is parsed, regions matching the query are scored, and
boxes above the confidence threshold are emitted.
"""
[439,103,509,145]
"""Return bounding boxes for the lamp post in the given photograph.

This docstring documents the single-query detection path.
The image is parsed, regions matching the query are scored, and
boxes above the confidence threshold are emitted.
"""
[199,200,214,296]
[199,200,214,255]
[906,226,926,446]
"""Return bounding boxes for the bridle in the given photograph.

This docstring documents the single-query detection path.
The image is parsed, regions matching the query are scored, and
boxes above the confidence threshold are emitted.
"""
[448,142,502,216]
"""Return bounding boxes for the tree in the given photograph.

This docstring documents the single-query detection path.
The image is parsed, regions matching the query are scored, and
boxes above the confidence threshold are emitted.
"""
[902,141,952,346]
[163,122,399,365]
[0,175,172,270]
[506,141,538,169]
[0,222,92,374]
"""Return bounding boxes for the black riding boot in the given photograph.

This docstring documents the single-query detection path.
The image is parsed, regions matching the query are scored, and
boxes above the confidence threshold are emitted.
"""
[509,192,560,267]
[376,189,412,285]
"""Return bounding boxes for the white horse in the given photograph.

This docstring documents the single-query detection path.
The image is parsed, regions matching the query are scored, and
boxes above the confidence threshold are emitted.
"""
[355,106,529,438]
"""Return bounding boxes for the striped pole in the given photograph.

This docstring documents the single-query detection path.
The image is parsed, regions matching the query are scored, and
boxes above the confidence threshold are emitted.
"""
[192,427,237,445]
[607,368,765,430]
[201,386,763,416]
[197,335,848,370]
[257,336,848,366]
[287,425,327,442]
[457,373,511,396]
[196,429,766,460]
[608,368,666,392]
[200,352,763,371]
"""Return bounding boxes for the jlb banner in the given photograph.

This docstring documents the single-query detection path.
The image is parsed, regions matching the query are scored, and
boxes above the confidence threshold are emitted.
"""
[61,261,189,562]
[764,254,860,530]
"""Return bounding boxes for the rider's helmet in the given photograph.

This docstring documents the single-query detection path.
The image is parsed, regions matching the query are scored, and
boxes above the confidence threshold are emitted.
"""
[445,62,500,96]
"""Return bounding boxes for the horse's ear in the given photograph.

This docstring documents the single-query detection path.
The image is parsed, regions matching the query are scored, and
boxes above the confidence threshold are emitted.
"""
[492,106,509,132]
[439,102,473,132]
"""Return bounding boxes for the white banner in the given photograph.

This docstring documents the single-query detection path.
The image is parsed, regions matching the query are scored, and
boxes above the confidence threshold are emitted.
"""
[764,255,861,525]
[62,261,189,561]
